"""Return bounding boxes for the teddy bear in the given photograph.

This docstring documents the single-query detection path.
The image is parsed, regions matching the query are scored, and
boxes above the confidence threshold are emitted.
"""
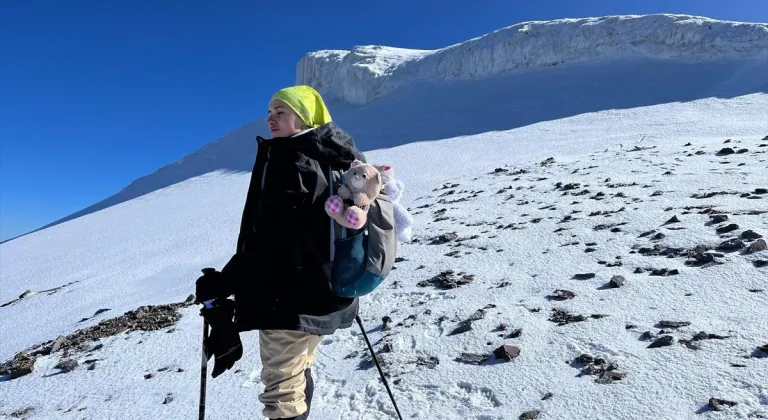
[325,160,382,229]
[375,164,413,243]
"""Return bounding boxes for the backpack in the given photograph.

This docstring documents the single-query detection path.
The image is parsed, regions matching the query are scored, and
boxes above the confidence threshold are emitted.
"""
[326,168,398,298]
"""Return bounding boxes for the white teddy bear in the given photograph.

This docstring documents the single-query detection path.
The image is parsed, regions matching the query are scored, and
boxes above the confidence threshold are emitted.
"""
[375,164,414,243]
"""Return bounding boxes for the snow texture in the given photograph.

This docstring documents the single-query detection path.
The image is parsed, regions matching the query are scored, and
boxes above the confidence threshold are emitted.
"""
[298,14,768,105]
[2,14,768,420]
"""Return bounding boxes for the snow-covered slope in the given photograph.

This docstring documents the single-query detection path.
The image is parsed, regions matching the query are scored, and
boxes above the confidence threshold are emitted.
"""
[298,14,768,105]
[18,14,767,239]
[2,13,768,420]
[1,92,767,419]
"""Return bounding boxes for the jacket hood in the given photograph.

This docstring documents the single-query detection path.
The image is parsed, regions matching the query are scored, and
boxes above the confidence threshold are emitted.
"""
[258,122,365,168]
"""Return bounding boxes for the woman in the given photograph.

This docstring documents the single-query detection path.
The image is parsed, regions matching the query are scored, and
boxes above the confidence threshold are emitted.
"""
[195,85,365,420]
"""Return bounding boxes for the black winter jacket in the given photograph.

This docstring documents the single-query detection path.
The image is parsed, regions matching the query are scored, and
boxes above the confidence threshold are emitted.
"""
[222,122,365,336]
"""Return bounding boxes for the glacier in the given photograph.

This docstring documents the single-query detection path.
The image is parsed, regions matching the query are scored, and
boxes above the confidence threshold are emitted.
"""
[298,14,768,105]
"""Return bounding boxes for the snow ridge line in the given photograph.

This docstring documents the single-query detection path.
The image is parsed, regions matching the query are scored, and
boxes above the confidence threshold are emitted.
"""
[297,14,768,105]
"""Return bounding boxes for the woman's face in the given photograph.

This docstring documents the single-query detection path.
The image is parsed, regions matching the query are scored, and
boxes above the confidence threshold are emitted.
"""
[267,99,304,138]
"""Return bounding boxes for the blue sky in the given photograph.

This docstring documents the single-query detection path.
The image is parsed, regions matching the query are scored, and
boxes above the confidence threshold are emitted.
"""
[1,0,765,242]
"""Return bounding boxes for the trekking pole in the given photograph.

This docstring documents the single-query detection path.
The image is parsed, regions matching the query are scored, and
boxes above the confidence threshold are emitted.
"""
[356,316,404,420]
[199,319,209,420]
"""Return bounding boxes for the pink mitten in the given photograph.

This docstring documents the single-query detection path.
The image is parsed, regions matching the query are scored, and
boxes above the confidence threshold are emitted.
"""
[325,195,343,216]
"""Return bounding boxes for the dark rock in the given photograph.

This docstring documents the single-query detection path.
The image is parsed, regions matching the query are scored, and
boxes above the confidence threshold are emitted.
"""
[755,188,768,195]
[639,331,654,341]
[449,309,487,336]
[742,230,763,240]
[394,257,408,263]
[610,227,622,233]
[382,316,393,331]
[634,268,644,274]
[505,328,523,339]
[584,248,597,253]
[493,345,521,361]
[651,190,663,197]
[519,410,540,419]
[716,224,739,234]
[549,308,587,326]
[651,232,666,241]
[692,191,733,199]
[416,356,439,369]
[710,214,729,224]
[596,370,627,384]
[54,358,78,372]
[716,148,735,156]
[10,408,34,418]
[547,289,575,301]
[609,276,626,288]
[163,394,174,404]
[572,273,596,280]
[749,289,764,293]
[438,189,455,197]
[746,239,767,254]
[590,314,609,319]
[716,238,744,252]
[736,148,748,154]
[754,260,768,268]
[428,233,459,245]
[542,392,553,401]
[144,373,153,379]
[3,301,189,381]
[594,222,628,231]
[693,331,729,341]
[648,336,675,348]
[417,270,474,289]
[0,352,36,379]
[709,398,737,411]
[663,215,681,225]
[94,308,111,316]
[454,353,488,365]
[650,268,680,276]
[758,344,768,354]
[574,355,626,384]
[639,230,656,238]
[493,323,509,332]
[657,320,691,328]
[561,183,581,191]
[685,250,717,267]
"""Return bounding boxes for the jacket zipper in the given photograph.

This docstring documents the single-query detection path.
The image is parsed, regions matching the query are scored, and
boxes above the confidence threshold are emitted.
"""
[261,145,270,191]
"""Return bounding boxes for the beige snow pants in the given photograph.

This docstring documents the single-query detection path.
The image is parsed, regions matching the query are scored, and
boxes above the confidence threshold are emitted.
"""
[259,329,322,419]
